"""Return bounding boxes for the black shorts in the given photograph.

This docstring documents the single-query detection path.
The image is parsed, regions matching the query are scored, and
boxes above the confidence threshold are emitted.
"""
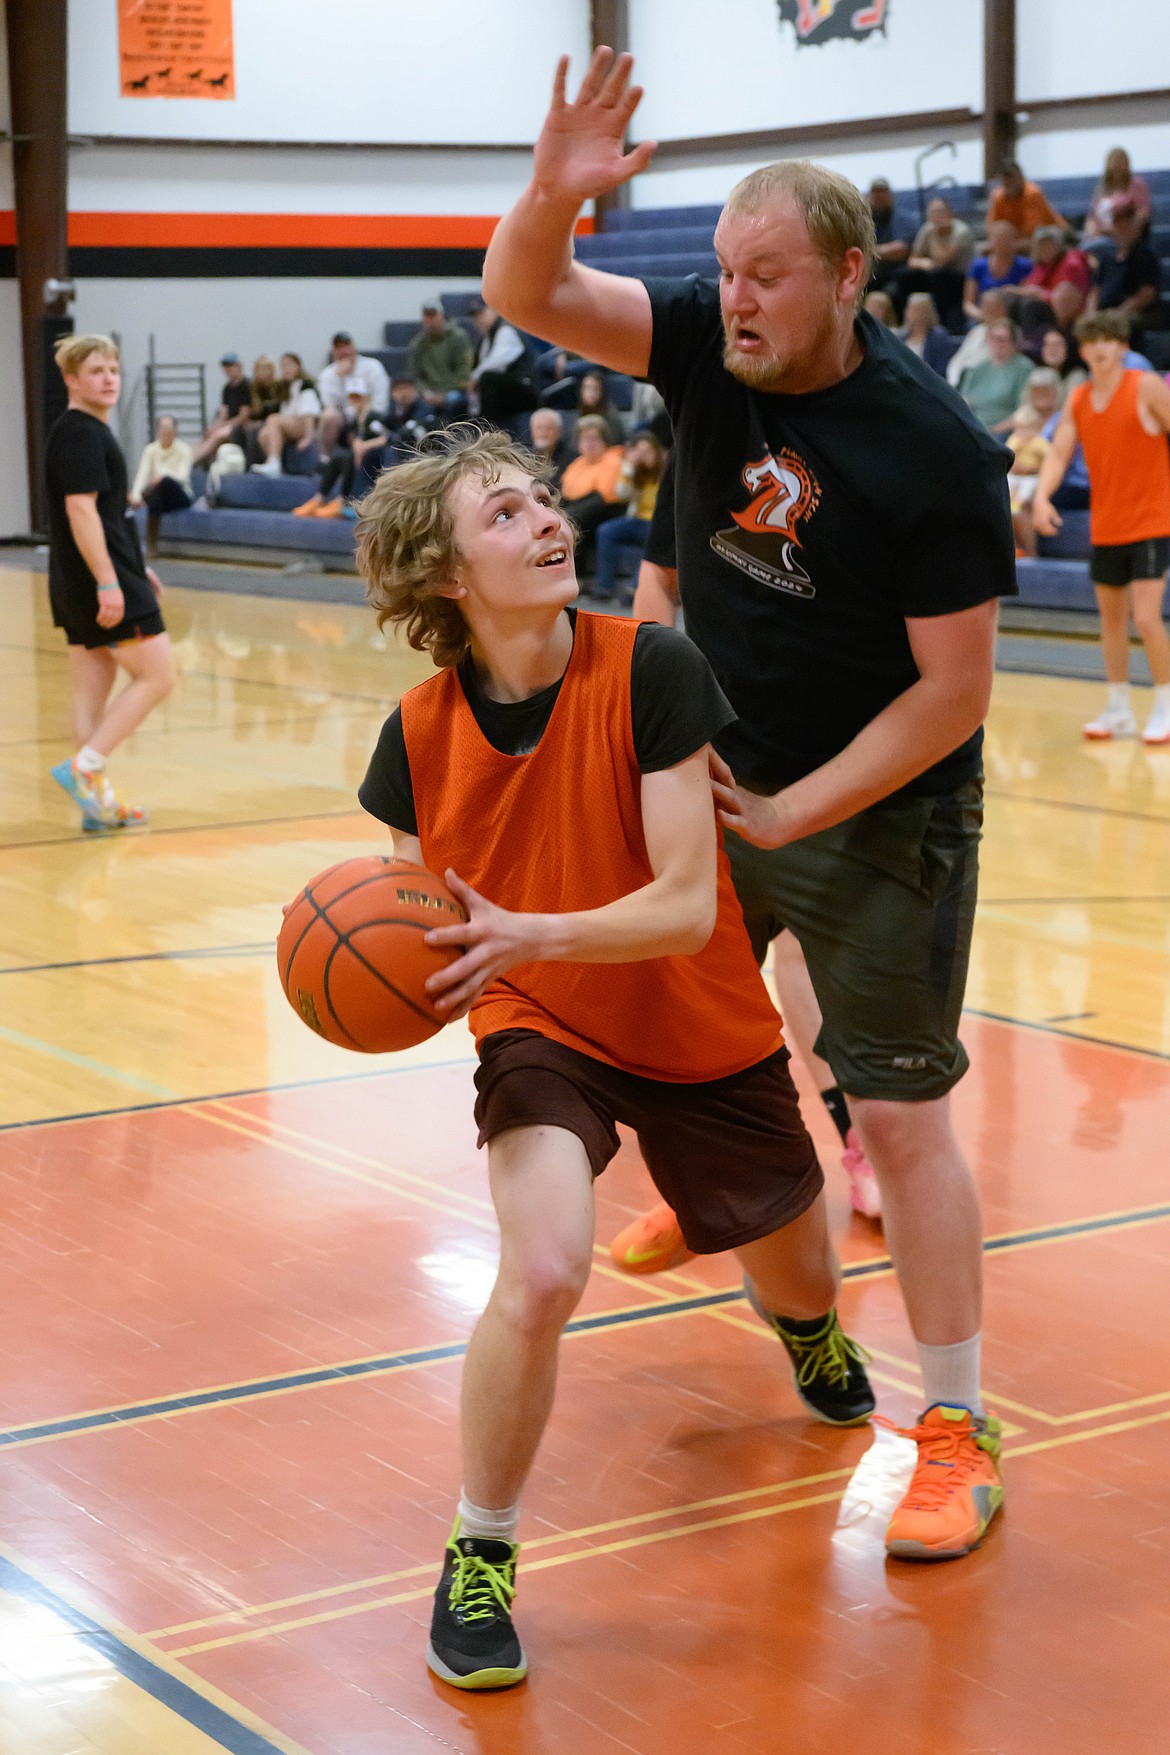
[473,1029,823,1255]
[1090,537,1170,587]
[56,608,166,650]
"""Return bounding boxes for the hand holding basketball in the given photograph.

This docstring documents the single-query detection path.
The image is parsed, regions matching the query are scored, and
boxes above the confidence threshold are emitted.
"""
[423,869,546,1021]
[533,48,657,204]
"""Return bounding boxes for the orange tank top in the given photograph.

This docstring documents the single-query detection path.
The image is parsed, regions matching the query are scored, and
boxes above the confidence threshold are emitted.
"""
[1069,371,1170,547]
[400,612,783,1082]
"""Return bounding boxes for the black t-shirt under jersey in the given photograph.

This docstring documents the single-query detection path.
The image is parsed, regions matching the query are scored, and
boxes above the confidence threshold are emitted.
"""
[645,282,1017,795]
[45,409,155,623]
[359,609,734,835]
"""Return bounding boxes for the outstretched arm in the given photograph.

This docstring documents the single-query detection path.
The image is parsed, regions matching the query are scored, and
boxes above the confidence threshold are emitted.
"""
[1032,409,1078,536]
[482,48,656,378]
[420,747,719,1018]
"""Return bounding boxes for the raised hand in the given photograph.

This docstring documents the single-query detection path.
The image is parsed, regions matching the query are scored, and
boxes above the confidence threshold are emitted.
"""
[533,48,657,203]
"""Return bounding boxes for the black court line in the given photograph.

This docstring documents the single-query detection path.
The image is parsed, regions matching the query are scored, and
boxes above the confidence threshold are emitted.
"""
[0,805,365,854]
[5,1201,1169,1453]
[986,788,1170,827]
[979,895,1170,906]
[0,1554,291,1754]
[0,943,270,978]
[966,1005,1170,1064]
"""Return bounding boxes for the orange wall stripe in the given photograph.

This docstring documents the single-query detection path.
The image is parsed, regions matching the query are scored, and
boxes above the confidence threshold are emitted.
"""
[0,211,16,245]
[67,211,594,249]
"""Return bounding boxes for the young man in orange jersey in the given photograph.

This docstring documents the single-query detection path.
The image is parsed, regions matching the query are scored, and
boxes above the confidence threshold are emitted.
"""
[356,428,874,1691]
[1034,310,1170,743]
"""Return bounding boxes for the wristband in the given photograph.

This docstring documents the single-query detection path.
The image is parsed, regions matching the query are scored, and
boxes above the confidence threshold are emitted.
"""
[97,583,120,592]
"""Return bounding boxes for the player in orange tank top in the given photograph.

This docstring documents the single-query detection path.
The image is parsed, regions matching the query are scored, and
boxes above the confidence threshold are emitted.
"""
[1035,309,1170,743]
[355,428,874,1690]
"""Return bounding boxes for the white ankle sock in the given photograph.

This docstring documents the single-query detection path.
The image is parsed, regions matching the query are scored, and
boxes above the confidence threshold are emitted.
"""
[75,745,105,773]
[1152,685,1170,714]
[1107,683,1130,713]
[457,1493,519,1546]
[916,1334,983,1417]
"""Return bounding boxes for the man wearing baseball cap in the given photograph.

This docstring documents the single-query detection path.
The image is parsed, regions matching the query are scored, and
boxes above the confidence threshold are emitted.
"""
[192,351,252,465]
[406,301,475,421]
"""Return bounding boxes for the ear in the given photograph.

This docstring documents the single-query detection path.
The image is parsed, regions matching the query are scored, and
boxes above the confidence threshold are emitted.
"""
[434,575,468,603]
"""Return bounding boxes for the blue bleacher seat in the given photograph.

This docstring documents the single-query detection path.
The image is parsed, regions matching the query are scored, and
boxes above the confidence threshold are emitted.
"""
[1013,558,1096,611]
[605,204,721,233]
[216,475,318,511]
[383,320,419,347]
[1144,332,1170,372]
[281,439,321,477]
[1038,510,1092,561]
[159,505,353,555]
[371,346,409,382]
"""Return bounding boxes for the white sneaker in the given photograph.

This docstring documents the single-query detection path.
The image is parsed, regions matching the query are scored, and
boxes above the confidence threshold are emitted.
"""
[1142,705,1170,745]
[1082,705,1138,740]
[250,457,282,477]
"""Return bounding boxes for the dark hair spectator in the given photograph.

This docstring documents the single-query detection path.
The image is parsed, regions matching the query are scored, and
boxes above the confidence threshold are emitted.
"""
[316,333,390,456]
[251,352,322,476]
[1083,148,1152,240]
[294,384,389,520]
[467,297,538,425]
[986,159,1066,244]
[192,352,252,466]
[1092,204,1163,326]
[866,176,913,293]
[575,370,624,443]
[1038,326,1087,391]
[384,376,440,456]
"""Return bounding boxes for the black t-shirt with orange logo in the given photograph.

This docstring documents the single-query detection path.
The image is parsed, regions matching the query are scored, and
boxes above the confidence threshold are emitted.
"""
[645,282,1016,796]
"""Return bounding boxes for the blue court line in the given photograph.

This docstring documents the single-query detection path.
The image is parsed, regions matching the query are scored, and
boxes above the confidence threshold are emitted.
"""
[0,1022,178,1100]
[0,943,270,977]
[5,1200,1168,1453]
[0,1553,292,1755]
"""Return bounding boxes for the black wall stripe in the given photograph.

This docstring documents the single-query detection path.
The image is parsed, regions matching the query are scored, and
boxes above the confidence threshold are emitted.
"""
[68,244,488,279]
[0,246,16,277]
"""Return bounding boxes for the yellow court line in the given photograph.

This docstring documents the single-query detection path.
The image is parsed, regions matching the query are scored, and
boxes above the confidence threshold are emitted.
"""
[161,1403,1170,1659]
[0,1537,316,1755]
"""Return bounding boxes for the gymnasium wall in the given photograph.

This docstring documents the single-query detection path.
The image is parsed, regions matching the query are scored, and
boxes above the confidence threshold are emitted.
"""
[0,9,29,535]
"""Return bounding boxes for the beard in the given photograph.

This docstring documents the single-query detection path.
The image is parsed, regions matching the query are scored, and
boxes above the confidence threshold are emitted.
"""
[721,290,843,392]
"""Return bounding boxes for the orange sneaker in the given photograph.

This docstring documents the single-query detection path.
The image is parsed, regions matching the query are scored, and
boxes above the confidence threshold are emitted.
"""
[883,1404,1003,1561]
[609,1201,695,1274]
[292,495,323,518]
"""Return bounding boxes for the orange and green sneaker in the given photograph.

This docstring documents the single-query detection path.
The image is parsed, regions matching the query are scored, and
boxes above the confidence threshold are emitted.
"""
[609,1200,695,1274]
[883,1404,1004,1561]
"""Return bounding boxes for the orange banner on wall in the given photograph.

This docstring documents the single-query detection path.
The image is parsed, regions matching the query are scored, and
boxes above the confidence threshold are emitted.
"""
[118,0,235,99]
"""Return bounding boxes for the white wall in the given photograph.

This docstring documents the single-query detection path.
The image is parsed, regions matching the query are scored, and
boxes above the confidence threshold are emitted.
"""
[630,0,982,141]
[0,7,29,536]
[69,0,589,145]
[1018,2,1170,102]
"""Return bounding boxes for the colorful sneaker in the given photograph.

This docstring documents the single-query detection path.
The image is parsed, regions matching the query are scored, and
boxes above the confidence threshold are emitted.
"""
[842,1128,881,1221]
[744,1279,875,1426]
[883,1404,1004,1561]
[50,758,119,831]
[84,771,149,832]
[1142,704,1170,746]
[609,1200,695,1274]
[1082,705,1137,740]
[426,1520,527,1691]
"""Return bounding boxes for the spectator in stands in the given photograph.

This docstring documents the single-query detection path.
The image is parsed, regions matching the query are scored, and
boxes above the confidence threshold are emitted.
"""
[383,376,439,458]
[898,292,954,375]
[406,302,474,422]
[1005,403,1051,556]
[192,353,251,465]
[946,286,1012,386]
[1017,366,1064,428]
[1091,203,1163,325]
[317,332,391,454]
[528,407,573,488]
[593,431,667,601]
[1083,148,1152,241]
[958,319,1034,433]
[1038,326,1087,396]
[576,370,624,443]
[294,384,389,519]
[629,379,671,448]
[866,176,913,293]
[559,413,625,570]
[251,352,322,476]
[987,160,1066,243]
[1016,227,1094,337]
[1016,361,1094,559]
[962,221,1032,322]
[862,290,897,326]
[468,297,538,426]
[129,414,194,554]
[903,196,975,328]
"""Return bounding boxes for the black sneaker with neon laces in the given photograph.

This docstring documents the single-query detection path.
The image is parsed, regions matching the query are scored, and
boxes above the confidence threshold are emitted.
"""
[426,1520,527,1690]
[744,1279,876,1426]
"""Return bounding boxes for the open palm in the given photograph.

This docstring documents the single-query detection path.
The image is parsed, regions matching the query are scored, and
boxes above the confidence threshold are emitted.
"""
[533,48,657,202]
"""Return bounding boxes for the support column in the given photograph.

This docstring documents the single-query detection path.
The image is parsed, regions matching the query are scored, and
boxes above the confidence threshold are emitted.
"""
[5,0,70,532]
[983,0,1017,184]
[590,0,631,227]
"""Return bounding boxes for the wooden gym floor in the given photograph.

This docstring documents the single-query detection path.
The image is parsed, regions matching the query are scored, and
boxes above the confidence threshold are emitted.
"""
[2,564,1169,1755]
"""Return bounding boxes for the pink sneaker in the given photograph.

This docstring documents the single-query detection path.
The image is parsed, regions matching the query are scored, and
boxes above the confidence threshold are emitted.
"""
[842,1128,881,1221]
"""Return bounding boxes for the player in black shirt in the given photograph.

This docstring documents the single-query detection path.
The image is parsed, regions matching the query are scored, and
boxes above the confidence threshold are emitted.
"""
[480,48,1013,1563]
[45,335,176,830]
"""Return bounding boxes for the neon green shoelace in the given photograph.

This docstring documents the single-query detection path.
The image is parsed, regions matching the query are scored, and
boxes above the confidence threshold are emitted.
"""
[779,1316,870,1389]
[448,1549,516,1625]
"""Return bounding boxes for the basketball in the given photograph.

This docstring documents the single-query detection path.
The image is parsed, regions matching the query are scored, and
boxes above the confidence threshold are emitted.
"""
[277,855,467,1052]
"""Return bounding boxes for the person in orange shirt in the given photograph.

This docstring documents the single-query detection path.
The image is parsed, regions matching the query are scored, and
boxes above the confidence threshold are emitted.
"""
[557,411,625,569]
[986,159,1066,245]
[356,426,873,1690]
[1034,309,1170,743]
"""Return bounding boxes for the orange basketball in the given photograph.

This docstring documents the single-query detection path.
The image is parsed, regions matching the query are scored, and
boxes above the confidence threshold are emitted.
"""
[277,856,468,1053]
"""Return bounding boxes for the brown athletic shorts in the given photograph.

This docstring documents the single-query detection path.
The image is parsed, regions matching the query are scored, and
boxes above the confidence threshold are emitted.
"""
[473,1028,823,1255]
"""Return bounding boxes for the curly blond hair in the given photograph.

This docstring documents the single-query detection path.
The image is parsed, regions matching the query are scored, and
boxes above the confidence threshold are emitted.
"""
[356,425,560,670]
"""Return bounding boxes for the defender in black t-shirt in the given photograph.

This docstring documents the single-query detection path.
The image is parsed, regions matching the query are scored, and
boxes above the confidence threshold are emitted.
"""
[481,48,1010,1565]
[45,335,176,831]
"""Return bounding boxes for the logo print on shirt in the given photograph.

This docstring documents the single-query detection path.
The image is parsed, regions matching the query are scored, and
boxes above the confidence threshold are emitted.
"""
[710,448,822,598]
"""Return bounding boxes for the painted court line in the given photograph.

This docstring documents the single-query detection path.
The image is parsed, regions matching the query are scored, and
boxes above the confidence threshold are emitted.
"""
[0,943,271,977]
[3,1200,1167,1454]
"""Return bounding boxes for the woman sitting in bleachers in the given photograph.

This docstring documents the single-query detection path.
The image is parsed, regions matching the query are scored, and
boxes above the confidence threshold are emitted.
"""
[576,371,624,444]
[897,292,955,376]
[593,431,668,602]
[251,353,321,477]
[559,414,625,571]
[1083,147,1152,241]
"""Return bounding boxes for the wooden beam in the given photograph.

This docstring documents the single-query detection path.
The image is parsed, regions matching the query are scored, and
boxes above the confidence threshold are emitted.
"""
[983,0,1017,183]
[650,107,980,163]
[5,0,69,532]
[591,0,630,225]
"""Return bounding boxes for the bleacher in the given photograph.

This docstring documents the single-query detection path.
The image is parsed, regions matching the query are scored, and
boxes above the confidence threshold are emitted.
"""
[155,166,1170,603]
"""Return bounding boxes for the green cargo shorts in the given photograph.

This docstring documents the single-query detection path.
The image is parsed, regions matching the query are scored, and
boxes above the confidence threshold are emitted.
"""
[724,777,983,1102]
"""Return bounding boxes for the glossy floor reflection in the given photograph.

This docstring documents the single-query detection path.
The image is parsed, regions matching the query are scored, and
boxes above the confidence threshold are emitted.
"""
[2,567,1169,1754]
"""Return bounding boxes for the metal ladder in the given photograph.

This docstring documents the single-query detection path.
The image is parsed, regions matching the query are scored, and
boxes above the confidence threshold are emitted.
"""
[145,335,207,440]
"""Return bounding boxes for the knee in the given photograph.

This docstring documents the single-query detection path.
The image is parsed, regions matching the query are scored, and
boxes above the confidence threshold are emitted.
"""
[1132,607,1165,643]
[495,1249,591,1337]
